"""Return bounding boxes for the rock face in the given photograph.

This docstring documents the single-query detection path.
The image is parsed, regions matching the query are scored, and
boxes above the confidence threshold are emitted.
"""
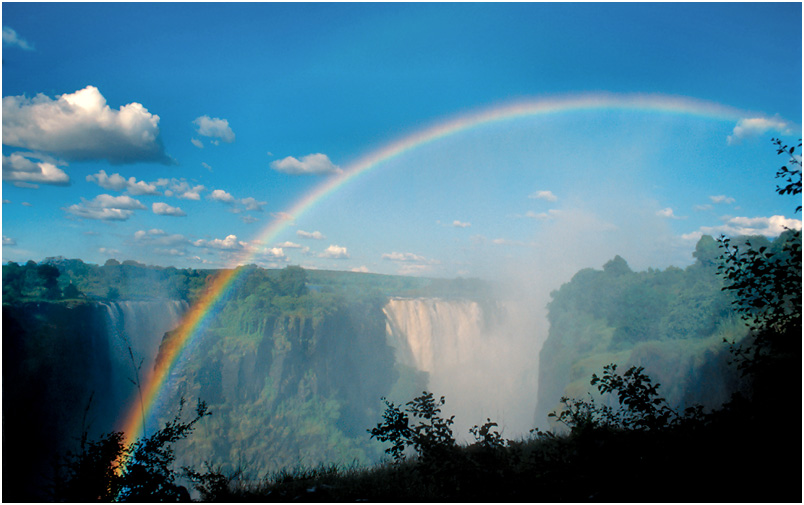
[2,299,188,502]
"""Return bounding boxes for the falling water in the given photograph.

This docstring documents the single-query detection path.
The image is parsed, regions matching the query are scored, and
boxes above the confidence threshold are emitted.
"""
[383,298,545,441]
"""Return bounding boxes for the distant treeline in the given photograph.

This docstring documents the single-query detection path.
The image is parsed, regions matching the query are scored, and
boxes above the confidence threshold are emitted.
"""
[2,257,492,305]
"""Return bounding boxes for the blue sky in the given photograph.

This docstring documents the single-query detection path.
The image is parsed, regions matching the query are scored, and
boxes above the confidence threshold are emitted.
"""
[2,2,801,283]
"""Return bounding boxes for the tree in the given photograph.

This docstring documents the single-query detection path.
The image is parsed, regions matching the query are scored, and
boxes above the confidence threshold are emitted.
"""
[57,398,210,501]
[277,265,308,297]
[717,139,802,397]
[37,263,61,300]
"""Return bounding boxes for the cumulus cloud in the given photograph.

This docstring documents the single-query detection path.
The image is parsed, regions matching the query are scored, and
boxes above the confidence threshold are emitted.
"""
[3,86,171,164]
[528,190,558,202]
[86,169,159,195]
[194,234,246,251]
[193,115,235,144]
[2,153,70,187]
[152,202,187,216]
[65,194,146,221]
[209,189,236,204]
[2,26,33,50]
[452,220,471,228]
[682,215,802,241]
[261,247,287,261]
[271,153,342,175]
[319,244,350,259]
[297,230,325,240]
[3,236,17,246]
[727,116,795,145]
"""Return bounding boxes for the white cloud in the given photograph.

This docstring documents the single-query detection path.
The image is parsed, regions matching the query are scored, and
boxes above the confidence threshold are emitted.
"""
[159,178,205,200]
[271,153,342,175]
[277,241,303,249]
[65,194,146,221]
[694,204,713,211]
[241,215,259,224]
[656,207,685,219]
[528,190,558,202]
[202,162,213,172]
[3,236,17,246]
[319,244,350,259]
[710,195,736,205]
[682,215,802,240]
[2,86,170,164]
[727,116,794,145]
[241,197,266,211]
[191,138,204,149]
[452,220,471,228]
[262,247,286,260]
[2,153,70,187]
[351,265,370,273]
[382,251,428,263]
[524,209,561,220]
[152,202,187,216]
[2,26,33,50]
[86,170,159,195]
[193,234,246,251]
[209,189,236,204]
[297,230,325,240]
[133,229,189,247]
[193,115,235,144]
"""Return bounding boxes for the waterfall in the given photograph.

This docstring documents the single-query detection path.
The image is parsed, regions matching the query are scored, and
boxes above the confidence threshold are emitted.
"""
[383,297,545,441]
[98,300,188,427]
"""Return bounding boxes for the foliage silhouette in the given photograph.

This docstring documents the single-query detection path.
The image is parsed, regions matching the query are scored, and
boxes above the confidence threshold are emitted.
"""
[56,398,210,502]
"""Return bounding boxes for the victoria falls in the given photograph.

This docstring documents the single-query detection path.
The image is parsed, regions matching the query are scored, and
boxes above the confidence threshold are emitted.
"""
[2,2,801,502]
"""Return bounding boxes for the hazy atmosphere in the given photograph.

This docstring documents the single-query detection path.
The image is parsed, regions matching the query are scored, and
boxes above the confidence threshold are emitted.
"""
[2,3,802,502]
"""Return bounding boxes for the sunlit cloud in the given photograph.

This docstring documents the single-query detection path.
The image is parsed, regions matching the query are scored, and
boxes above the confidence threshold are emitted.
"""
[193,115,235,144]
[152,202,187,217]
[528,190,558,202]
[2,153,70,187]
[727,116,795,145]
[159,178,205,200]
[65,194,146,221]
[319,244,350,259]
[2,86,170,164]
[2,26,34,50]
[271,153,342,175]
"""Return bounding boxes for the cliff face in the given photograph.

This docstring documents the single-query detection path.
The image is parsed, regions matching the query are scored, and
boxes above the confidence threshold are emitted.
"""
[2,300,188,502]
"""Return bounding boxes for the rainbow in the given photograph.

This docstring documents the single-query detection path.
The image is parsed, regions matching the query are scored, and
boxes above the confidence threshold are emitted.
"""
[117,93,753,449]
